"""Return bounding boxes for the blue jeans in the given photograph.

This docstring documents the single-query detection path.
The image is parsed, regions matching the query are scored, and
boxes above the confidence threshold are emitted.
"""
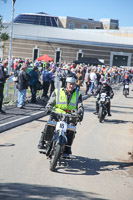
[90,82,94,94]
[18,89,26,107]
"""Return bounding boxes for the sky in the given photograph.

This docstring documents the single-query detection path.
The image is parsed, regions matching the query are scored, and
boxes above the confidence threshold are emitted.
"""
[0,0,133,27]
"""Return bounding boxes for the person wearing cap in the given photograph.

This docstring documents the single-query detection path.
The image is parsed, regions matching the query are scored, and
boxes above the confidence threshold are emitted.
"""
[0,60,12,113]
[38,73,84,157]
[94,80,114,116]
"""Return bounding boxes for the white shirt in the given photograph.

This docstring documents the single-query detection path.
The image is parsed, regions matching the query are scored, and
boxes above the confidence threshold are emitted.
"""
[90,72,97,82]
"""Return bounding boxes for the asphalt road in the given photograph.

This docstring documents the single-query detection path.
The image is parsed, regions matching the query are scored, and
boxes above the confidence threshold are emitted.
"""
[0,84,133,200]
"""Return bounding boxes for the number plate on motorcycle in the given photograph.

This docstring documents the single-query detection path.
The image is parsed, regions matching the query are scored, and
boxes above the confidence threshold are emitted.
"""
[125,85,129,89]
[100,93,106,101]
[56,121,67,132]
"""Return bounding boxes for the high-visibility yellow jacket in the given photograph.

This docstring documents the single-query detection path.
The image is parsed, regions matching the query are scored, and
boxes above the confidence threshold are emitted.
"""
[54,88,80,113]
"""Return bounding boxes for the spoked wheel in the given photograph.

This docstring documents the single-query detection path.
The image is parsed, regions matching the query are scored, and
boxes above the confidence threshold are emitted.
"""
[99,106,104,123]
[50,144,62,171]
[124,91,127,98]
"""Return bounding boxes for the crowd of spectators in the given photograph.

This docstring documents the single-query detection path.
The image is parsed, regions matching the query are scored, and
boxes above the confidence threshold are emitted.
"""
[0,56,133,111]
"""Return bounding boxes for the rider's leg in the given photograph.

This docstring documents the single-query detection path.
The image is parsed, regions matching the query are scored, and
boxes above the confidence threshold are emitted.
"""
[64,130,75,155]
[38,124,48,149]
[107,101,111,116]
[38,115,56,149]
[94,99,99,114]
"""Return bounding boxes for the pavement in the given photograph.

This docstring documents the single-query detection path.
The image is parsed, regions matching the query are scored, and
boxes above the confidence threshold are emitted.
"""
[0,87,90,133]
[0,83,126,133]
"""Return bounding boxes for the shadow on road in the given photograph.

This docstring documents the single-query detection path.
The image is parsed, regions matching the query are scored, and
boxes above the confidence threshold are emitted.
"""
[126,97,133,99]
[36,119,48,123]
[56,155,133,176]
[0,143,15,147]
[0,183,108,200]
[84,105,133,116]
[104,119,133,124]
[111,105,133,109]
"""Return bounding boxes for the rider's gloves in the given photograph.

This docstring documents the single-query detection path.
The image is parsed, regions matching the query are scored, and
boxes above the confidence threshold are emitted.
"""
[110,94,114,99]
[78,109,84,122]
[45,104,52,113]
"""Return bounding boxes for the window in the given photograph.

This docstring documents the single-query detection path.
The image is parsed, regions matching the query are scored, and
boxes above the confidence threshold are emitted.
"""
[68,22,75,29]
[33,48,39,61]
[13,14,58,27]
[55,50,61,63]
[82,24,88,29]
[77,50,83,60]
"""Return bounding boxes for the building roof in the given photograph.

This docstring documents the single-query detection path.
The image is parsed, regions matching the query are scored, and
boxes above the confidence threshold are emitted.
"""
[13,13,58,27]
[4,23,133,49]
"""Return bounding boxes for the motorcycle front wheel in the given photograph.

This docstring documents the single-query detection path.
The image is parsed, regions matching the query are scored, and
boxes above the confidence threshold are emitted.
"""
[124,90,127,98]
[50,144,62,171]
[99,106,104,123]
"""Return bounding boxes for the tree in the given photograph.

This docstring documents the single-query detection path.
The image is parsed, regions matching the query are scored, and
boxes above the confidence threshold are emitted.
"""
[0,0,9,41]
[0,15,9,41]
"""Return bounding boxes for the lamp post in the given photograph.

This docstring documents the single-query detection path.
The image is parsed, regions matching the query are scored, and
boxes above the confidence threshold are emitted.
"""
[6,0,16,98]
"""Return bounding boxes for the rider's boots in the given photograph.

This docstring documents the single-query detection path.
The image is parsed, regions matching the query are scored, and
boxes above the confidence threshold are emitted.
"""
[38,131,46,149]
[107,103,111,116]
[94,100,99,115]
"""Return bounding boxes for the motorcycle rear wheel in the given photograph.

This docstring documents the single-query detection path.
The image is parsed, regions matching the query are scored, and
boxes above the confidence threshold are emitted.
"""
[99,106,104,123]
[50,144,62,171]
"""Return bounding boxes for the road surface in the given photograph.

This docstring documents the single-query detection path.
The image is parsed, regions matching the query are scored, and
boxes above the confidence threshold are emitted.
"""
[0,84,133,200]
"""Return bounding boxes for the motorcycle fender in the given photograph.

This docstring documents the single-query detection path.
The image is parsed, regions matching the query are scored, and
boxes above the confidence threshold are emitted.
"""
[58,135,67,145]
[53,132,59,143]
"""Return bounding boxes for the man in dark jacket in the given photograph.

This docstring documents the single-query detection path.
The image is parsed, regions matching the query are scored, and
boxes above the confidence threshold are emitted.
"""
[28,66,39,103]
[17,63,30,108]
[94,80,114,116]
[0,60,12,113]
[122,74,131,94]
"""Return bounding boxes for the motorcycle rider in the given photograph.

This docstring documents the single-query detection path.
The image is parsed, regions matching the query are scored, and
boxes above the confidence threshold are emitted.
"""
[93,80,114,116]
[122,74,131,95]
[38,73,84,157]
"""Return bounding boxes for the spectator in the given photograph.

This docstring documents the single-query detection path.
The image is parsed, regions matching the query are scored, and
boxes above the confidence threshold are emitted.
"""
[49,66,56,96]
[34,59,40,67]
[96,70,101,86]
[14,60,19,71]
[60,65,68,88]
[76,70,83,90]
[84,68,91,94]
[90,69,97,94]
[56,64,62,80]
[42,65,51,99]
[11,56,15,72]
[14,64,21,78]
[28,66,39,103]
[17,63,30,108]
[0,60,12,113]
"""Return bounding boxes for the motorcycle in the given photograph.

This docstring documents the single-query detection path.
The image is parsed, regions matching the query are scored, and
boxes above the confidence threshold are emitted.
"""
[44,109,79,171]
[123,84,129,98]
[98,93,110,123]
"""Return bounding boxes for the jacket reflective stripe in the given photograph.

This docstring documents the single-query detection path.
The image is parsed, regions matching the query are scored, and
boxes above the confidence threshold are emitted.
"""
[69,90,79,107]
[56,87,66,104]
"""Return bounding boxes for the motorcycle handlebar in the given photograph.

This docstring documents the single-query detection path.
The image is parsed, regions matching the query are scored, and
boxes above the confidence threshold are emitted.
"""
[50,109,79,118]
